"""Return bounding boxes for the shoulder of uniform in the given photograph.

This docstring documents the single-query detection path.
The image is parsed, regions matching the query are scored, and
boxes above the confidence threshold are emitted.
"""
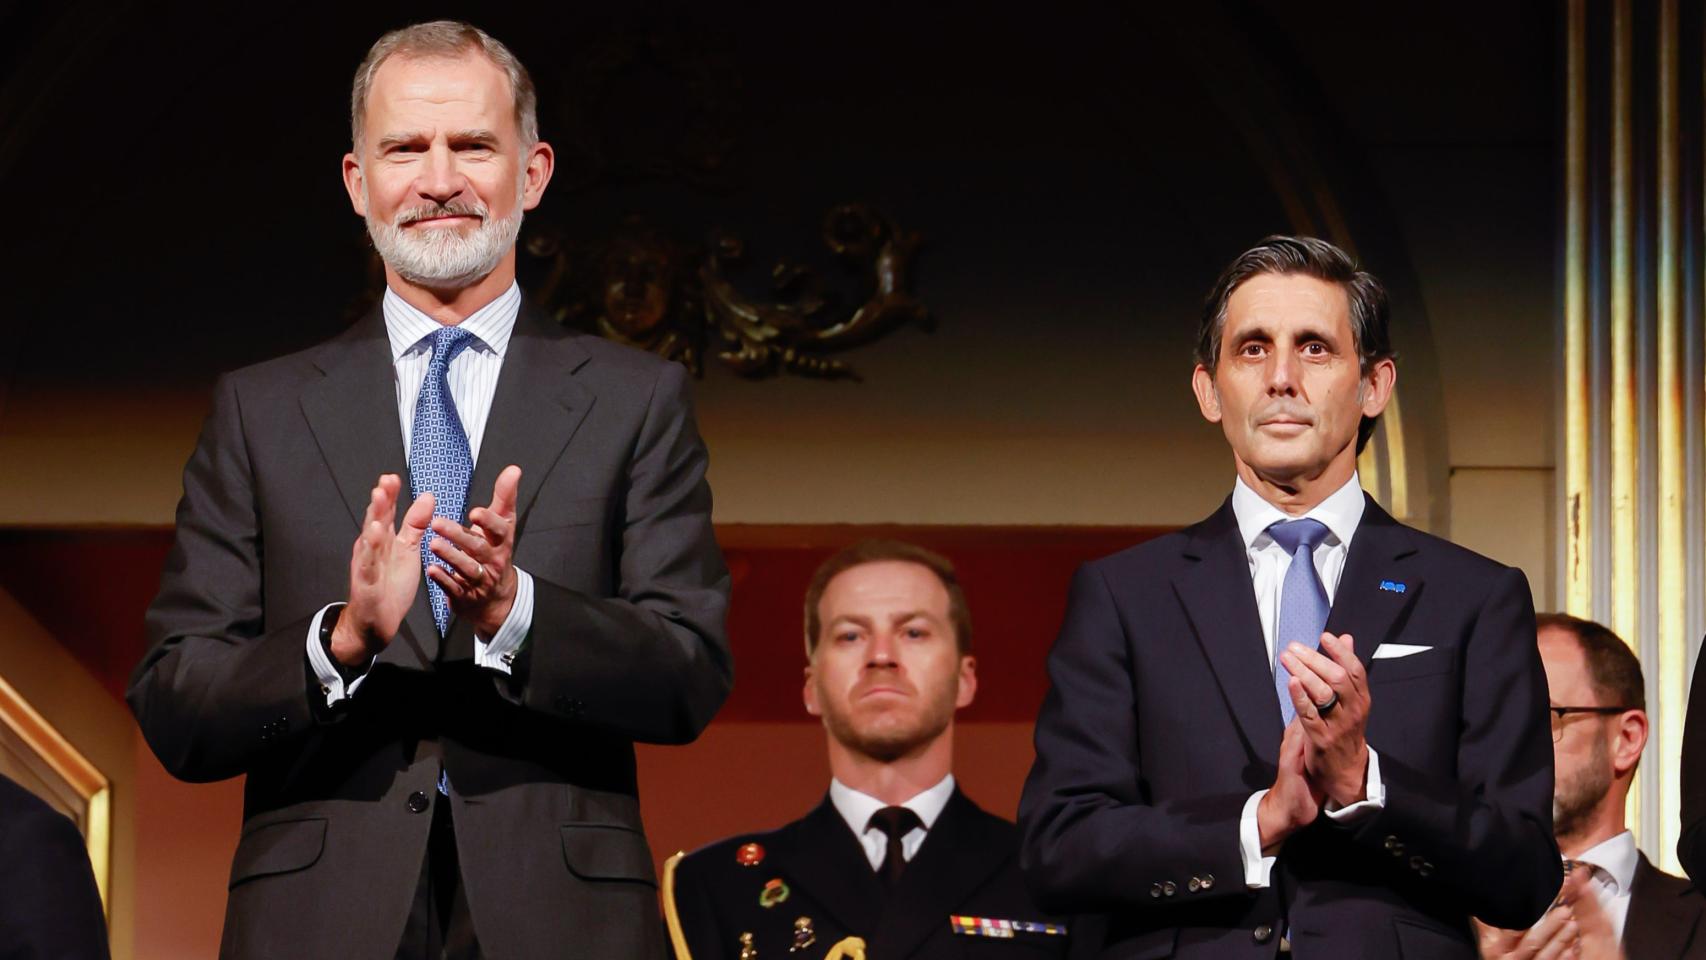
[676,825,791,878]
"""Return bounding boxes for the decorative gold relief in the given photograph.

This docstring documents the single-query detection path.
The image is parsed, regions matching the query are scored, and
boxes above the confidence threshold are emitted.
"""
[526,205,930,381]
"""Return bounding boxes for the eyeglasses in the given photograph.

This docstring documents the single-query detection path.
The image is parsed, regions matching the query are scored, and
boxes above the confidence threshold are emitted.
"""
[1549,705,1634,742]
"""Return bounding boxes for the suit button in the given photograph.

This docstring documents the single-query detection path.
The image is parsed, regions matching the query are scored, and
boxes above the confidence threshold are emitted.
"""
[1188,876,1201,892]
[1253,924,1274,944]
[1200,874,1214,890]
[407,791,430,814]
[1418,861,1434,878]
[1387,837,1405,857]
[1149,883,1163,899]
[1162,881,1177,897]
[1409,855,1426,872]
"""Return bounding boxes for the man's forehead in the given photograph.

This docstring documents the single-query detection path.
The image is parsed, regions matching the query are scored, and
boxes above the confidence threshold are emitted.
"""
[1224,273,1351,333]
[1538,627,1593,693]
[367,52,512,120]
[822,561,950,614]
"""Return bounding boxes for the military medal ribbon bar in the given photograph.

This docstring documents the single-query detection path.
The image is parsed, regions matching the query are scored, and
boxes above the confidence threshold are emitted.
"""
[949,916,1068,938]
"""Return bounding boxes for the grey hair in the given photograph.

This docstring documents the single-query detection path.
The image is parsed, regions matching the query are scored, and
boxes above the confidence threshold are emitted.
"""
[1195,235,1395,453]
[350,20,539,151]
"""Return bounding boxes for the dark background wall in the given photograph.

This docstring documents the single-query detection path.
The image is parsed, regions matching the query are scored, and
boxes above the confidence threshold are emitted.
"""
[0,3,1557,957]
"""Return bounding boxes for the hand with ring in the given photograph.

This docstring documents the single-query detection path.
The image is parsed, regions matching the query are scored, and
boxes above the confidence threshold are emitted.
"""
[427,464,522,638]
[1279,632,1371,807]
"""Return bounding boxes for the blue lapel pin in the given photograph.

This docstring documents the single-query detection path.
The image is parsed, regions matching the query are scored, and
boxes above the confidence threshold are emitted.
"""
[1378,580,1406,594]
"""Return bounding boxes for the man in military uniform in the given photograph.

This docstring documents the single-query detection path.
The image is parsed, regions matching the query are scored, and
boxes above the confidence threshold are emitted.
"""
[665,540,1081,959]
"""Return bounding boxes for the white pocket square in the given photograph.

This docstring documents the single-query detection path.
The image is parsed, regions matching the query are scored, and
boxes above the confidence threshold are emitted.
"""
[1372,643,1433,660]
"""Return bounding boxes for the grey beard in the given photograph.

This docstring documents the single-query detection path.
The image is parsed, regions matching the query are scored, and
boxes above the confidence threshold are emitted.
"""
[364,192,523,290]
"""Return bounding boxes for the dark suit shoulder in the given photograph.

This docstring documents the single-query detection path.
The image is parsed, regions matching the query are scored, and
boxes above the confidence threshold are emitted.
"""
[569,329,682,374]
[1389,520,1518,580]
[0,773,79,846]
[1087,527,1197,573]
[1634,853,1701,899]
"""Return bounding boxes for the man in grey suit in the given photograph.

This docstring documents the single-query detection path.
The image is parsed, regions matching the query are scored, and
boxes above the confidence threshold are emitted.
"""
[128,21,731,959]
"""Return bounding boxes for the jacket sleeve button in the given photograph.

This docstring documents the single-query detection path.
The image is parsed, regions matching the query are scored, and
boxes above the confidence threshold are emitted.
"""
[407,791,430,814]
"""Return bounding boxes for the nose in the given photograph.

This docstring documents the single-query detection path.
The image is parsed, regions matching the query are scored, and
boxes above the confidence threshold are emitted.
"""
[416,143,465,206]
[1265,347,1301,397]
[866,630,899,670]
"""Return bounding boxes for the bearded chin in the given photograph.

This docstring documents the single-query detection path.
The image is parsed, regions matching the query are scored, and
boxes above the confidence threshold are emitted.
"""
[367,207,523,289]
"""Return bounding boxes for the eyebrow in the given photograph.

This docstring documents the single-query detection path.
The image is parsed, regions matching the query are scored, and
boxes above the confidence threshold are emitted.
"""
[828,611,939,629]
[447,128,500,144]
[373,129,501,150]
[1230,324,1339,346]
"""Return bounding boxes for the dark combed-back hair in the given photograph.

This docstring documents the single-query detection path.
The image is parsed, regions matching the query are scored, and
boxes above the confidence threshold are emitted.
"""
[1196,235,1395,452]
[802,540,972,657]
[1537,612,1646,711]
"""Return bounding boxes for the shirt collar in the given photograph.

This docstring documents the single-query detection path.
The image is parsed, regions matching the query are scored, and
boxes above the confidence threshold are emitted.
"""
[382,282,522,362]
[1231,472,1367,552]
[829,773,956,836]
[1573,830,1638,896]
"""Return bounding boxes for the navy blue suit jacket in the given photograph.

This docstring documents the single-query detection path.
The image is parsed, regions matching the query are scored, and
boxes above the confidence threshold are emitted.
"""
[1018,495,1559,959]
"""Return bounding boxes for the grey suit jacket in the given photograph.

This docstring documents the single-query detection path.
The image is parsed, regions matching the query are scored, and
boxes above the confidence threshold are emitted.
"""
[129,302,731,959]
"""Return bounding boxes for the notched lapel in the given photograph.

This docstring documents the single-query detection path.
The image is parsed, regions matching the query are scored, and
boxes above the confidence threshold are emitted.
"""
[298,313,436,667]
[1174,501,1283,764]
[1324,497,1422,674]
[466,322,594,533]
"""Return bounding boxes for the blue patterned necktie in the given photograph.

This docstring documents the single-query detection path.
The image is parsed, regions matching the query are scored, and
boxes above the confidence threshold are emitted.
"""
[409,326,477,637]
[1269,518,1332,725]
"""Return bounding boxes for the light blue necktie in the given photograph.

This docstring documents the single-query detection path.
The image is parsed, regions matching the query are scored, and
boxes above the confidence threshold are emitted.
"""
[1269,518,1331,725]
[409,326,477,638]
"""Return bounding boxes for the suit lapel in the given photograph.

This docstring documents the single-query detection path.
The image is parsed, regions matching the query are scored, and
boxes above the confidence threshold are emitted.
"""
[870,790,1010,960]
[1323,496,1422,674]
[776,799,884,937]
[1625,853,1701,959]
[1174,499,1283,763]
[298,310,437,667]
[465,302,594,532]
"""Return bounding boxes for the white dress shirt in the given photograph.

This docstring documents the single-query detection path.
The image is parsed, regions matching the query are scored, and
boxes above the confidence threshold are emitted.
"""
[1571,830,1637,944]
[829,774,957,872]
[1231,473,1386,887]
[306,283,537,705]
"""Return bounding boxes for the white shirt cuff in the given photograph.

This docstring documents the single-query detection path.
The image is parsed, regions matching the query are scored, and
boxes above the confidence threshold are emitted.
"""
[305,602,370,706]
[1323,747,1385,820]
[1240,790,1277,889]
[475,567,533,675]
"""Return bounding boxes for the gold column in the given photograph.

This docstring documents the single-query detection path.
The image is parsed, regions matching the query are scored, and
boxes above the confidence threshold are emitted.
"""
[1608,0,1644,840]
[1564,0,1591,617]
[1562,0,1706,870]
[1655,0,1687,875]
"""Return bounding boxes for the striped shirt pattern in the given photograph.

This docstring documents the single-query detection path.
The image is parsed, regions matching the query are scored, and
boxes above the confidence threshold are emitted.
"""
[307,282,536,705]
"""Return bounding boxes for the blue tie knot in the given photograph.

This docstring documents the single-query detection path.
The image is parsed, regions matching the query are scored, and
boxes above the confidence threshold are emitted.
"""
[1268,518,1330,556]
[428,326,477,371]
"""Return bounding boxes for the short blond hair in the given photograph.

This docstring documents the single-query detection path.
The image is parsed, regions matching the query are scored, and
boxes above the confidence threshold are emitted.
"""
[350,20,539,150]
[803,540,972,658]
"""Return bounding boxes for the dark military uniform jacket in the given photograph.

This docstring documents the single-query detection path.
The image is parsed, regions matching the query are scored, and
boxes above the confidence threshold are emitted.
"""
[667,788,1084,959]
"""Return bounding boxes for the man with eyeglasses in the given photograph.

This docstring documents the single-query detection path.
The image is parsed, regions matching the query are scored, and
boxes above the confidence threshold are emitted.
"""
[1477,613,1705,960]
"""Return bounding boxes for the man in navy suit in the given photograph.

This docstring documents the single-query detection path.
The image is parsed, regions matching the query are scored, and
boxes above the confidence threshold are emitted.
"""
[1018,236,1559,958]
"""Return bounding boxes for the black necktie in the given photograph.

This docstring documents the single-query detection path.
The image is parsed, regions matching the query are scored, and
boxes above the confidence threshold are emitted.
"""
[868,806,924,886]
